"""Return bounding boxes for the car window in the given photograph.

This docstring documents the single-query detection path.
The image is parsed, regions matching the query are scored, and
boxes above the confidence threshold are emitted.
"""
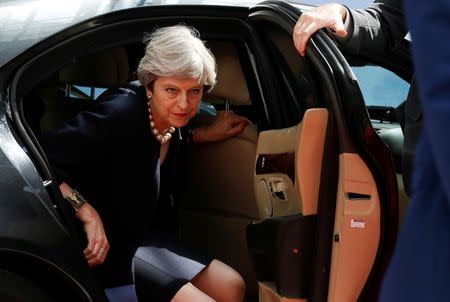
[351,65,410,108]
[199,101,217,116]
[69,85,107,101]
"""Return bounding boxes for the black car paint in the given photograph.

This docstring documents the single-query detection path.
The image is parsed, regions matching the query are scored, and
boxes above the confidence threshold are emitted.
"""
[0,106,105,300]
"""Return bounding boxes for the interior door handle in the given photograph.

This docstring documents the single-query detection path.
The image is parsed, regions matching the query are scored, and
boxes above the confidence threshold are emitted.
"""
[269,178,287,200]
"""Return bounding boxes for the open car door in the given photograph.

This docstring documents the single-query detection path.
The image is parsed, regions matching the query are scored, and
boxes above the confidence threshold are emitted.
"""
[246,2,399,301]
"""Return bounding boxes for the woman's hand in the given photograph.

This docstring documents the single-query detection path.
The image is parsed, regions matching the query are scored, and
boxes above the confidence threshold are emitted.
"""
[76,203,110,267]
[59,182,109,267]
[193,111,248,143]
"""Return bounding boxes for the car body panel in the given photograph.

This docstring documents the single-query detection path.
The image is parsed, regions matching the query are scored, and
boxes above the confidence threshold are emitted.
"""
[0,112,108,301]
[0,0,263,67]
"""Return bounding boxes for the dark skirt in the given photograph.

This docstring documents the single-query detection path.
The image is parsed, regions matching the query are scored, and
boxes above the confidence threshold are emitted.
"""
[132,232,213,301]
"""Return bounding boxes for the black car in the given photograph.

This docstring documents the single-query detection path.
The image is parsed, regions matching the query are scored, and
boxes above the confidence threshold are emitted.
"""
[0,0,411,301]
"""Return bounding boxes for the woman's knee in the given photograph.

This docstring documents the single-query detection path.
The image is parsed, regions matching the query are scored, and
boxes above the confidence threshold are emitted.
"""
[172,283,214,302]
[226,270,246,301]
[193,259,246,302]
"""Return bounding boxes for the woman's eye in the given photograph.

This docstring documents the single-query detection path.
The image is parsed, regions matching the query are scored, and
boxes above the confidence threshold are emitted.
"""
[191,89,201,94]
[166,88,176,93]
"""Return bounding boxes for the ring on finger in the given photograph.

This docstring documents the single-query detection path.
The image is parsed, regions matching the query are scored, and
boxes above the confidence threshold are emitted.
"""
[99,248,105,255]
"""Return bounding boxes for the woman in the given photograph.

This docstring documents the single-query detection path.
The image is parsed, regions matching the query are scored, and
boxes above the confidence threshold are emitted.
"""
[40,25,247,301]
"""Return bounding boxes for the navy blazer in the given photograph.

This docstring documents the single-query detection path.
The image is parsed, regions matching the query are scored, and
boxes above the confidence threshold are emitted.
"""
[380,0,450,300]
[40,81,179,287]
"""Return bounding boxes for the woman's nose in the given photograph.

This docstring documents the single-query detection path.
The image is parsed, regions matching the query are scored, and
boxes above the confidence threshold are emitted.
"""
[178,93,189,109]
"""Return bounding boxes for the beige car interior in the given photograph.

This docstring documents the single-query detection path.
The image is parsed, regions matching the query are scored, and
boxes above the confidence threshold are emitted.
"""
[29,37,389,302]
[256,108,328,302]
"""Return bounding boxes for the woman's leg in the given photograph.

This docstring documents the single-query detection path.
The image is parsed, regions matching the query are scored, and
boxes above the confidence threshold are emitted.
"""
[172,283,215,302]
[190,259,246,302]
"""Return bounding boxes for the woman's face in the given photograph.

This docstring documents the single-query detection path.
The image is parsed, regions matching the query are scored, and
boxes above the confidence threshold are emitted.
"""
[146,76,203,130]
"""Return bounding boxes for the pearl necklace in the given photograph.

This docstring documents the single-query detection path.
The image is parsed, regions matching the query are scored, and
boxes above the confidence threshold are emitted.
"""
[147,99,175,144]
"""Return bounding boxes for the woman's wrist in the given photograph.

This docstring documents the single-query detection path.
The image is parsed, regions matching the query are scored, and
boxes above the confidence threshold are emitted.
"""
[65,189,87,211]
[75,203,96,223]
[59,182,87,212]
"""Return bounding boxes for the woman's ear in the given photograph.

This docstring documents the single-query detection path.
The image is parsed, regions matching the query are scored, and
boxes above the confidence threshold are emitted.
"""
[145,86,153,99]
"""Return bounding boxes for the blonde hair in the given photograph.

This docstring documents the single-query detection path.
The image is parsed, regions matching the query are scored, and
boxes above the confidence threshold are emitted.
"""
[137,25,216,92]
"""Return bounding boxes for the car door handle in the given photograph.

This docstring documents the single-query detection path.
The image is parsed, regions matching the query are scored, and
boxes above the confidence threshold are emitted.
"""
[346,192,371,200]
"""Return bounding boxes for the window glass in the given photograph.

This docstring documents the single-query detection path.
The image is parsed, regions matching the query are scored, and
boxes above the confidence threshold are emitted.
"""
[70,85,107,100]
[352,65,410,108]
[199,102,217,116]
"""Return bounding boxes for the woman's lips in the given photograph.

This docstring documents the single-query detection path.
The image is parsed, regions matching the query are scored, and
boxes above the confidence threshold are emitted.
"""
[172,113,189,119]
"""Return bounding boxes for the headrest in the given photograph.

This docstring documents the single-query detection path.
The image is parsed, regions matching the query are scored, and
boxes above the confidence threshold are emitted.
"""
[207,42,251,106]
[59,47,129,87]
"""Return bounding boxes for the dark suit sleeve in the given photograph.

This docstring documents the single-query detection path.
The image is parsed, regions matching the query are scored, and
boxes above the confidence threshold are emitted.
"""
[341,0,407,56]
[39,90,137,183]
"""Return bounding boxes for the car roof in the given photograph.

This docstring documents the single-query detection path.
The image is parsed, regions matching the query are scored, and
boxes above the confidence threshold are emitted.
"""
[0,0,268,68]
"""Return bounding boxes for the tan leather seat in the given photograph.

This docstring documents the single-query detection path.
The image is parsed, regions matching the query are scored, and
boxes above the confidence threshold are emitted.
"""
[205,41,251,106]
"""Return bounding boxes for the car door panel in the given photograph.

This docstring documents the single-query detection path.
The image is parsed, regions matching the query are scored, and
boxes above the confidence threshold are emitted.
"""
[248,2,398,301]
[328,153,381,302]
